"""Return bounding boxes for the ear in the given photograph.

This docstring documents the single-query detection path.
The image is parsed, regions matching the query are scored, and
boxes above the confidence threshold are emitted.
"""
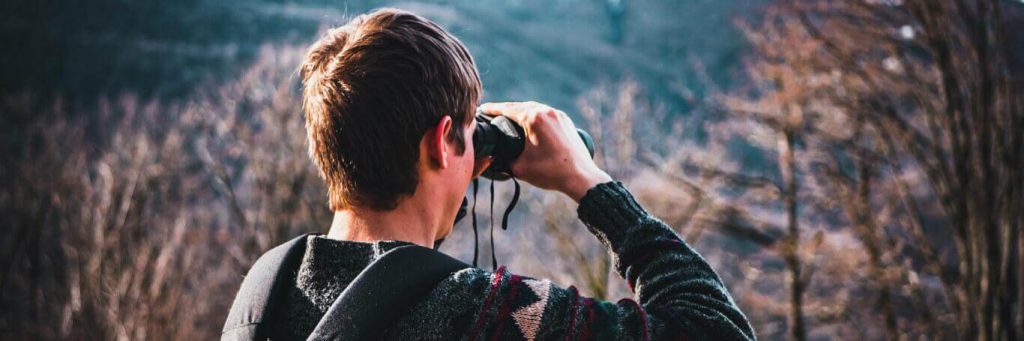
[426,116,453,169]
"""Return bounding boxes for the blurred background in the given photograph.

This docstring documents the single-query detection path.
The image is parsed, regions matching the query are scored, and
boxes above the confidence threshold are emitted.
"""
[1,0,1022,339]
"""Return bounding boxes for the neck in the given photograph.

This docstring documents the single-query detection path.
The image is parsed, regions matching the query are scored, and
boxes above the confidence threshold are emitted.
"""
[326,193,450,249]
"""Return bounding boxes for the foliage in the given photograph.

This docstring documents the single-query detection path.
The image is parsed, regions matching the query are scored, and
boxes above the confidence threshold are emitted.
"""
[1,1,1021,339]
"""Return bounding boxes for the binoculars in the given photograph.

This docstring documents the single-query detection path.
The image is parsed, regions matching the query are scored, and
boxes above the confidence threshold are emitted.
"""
[473,108,595,180]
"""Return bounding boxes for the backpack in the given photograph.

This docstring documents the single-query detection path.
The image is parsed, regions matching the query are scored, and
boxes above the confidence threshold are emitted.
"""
[221,235,471,340]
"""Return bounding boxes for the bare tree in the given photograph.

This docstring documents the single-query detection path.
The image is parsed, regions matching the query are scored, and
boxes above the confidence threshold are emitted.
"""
[722,0,1023,338]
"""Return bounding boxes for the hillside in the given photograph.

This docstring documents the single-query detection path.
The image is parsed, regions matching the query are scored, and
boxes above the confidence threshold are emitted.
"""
[0,0,763,112]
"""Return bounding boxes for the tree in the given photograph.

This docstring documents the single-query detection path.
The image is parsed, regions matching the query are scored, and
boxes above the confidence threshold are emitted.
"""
[723,0,1023,338]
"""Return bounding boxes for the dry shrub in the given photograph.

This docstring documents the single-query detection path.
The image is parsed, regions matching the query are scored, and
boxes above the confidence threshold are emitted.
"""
[0,45,327,340]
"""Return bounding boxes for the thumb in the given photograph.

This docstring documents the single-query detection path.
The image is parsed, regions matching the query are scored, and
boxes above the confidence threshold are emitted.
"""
[472,156,493,178]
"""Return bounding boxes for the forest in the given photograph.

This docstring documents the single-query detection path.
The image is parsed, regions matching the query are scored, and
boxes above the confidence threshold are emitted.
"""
[1,0,1022,339]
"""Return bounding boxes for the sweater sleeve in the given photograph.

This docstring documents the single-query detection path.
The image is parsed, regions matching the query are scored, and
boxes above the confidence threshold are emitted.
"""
[463,181,756,341]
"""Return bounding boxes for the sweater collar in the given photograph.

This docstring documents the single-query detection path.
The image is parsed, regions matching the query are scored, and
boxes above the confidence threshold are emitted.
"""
[296,236,416,311]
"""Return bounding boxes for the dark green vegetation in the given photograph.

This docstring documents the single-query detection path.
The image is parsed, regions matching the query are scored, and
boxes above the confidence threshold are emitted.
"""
[0,0,760,109]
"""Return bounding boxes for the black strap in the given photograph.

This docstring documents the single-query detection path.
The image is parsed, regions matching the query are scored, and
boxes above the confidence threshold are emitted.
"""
[307,244,471,340]
[472,179,480,267]
[222,234,310,340]
[467,174,522,272]
[489,171,497,270]
[487,174,521,271]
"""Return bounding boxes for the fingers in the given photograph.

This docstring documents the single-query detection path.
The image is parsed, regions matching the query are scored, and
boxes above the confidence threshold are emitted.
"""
[477,102,509,115]
[479,101,543,123]
[478,102,514,119]
[479,102,520,112]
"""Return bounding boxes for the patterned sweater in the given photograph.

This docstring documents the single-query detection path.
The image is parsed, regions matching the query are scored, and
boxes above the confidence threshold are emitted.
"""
[280,181,756,340]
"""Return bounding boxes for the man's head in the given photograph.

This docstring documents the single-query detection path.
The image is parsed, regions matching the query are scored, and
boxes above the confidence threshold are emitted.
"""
[301,8,482,217]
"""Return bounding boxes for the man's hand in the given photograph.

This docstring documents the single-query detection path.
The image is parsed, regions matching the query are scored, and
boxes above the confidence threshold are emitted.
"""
[479,102,611,202]
[472,156,493,179]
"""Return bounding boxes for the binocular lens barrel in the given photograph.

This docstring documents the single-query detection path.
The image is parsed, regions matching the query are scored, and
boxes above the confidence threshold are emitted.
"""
[473,109,595,180]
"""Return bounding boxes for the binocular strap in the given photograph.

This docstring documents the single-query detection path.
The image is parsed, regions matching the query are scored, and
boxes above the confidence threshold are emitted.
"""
[469,172,521,271]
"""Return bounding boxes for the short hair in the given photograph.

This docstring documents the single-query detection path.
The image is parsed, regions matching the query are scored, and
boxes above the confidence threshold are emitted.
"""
[300,8,482,211]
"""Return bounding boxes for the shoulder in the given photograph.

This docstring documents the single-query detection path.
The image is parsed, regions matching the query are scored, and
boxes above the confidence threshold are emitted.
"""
[384,267,491,339]
[390,266,584,340]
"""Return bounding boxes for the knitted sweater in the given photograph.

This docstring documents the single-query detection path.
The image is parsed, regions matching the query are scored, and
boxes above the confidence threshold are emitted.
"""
[280,181,756,340]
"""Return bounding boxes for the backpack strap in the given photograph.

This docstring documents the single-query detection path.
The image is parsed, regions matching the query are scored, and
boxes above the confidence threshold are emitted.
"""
[307,244,471,340]
[222,234,311,340]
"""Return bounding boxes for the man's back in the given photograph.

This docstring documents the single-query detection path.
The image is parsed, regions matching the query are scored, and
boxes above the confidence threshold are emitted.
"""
[280,238,418,339]
[274,182,755,340]
[228,8,755,340]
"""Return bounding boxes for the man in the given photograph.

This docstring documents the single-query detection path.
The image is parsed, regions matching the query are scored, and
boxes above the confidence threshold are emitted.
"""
[225,8,755,340]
